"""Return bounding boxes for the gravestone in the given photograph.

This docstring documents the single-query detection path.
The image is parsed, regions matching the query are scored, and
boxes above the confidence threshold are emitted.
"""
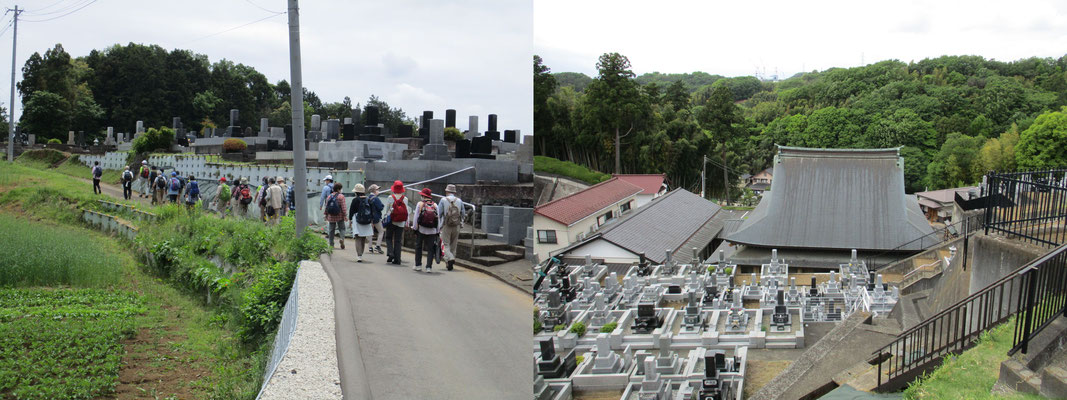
[536,337,576,379]
[244,127,254,138]
[467,115,478,140]
[284,124,293,150]
[419,111,433,138]
[351,108,361,126]
[342,123,355,140]
[455,139,471,158]
[77,131,85,147]
[470,136,495,159]
[419,119,451,161]
[365,106,379,125]
[395,124,413,138]
[445,109,456,128]
[270,127,284,139]
[308,114,322,142]
[326,119,341,141]
[135,121,144,139]
[27,134,34,145]
[504,129,517,143]
[173,117,183,135]
[259,118,270,137]
[362,107,383,139]
[68,131,75,145]
[485,114,500,141]
[105,127,115,145]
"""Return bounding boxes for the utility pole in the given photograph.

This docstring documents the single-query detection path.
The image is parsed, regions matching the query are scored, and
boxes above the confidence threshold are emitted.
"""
[700,155,706,199]
[287,0,308,236]
[6,5,20,162]
[722,147,729,206]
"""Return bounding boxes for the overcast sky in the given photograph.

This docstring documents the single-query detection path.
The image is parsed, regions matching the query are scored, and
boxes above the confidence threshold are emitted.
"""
[535,0,1067,79]
[0,0,532,134]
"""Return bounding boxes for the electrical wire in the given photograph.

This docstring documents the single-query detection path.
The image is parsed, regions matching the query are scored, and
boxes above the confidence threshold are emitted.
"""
[0,18,12,37]
[21,0,96,22]
[244,0,282,14]
[24,0,71,14]
[179,12,283,46]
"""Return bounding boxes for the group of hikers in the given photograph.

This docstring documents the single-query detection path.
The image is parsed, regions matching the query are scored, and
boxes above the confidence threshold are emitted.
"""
[319,176,469,272]
[110,161,470,271]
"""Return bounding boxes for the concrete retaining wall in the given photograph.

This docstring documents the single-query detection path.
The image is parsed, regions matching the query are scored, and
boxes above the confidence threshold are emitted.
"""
[969,234,1048,296]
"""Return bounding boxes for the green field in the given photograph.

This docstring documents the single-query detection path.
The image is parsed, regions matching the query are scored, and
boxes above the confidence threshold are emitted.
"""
[0,213,125,287]
[0,289,145,400]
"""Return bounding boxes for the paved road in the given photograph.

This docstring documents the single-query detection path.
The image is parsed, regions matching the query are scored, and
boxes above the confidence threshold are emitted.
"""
[323,248,531,400]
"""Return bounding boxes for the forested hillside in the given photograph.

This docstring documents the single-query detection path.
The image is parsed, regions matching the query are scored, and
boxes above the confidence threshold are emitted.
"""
[15,43,414,142]
[534,54,1067,195]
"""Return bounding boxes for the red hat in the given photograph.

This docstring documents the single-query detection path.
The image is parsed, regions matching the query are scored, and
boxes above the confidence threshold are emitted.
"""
[219,177,227,183]
[391,180,404,194]
[419,188,432,198]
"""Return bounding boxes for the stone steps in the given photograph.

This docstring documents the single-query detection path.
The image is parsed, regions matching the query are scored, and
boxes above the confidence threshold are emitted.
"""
[470,256,508,266]
[494,250,525,262]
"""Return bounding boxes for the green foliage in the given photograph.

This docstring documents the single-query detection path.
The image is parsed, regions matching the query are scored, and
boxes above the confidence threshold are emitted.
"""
[599,321,618,333]
[576,355,585,364]
[223,138,248,152]
[0,288,145,399]
[20,91,69,140]
[0,214,125,287]
[569,321,587,337]
[724,267,733,275]
[534,156,611,184]
[131,126,175,154]
[443,126,464,141]
[553,324,566,332]
[1016,107,1067,170]
[47,138,61,144]
[537,53,1067,194]
[238,261,299,341]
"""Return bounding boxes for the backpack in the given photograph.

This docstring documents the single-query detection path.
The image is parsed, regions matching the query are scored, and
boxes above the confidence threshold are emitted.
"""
[140,167,149,178]
[390,194,408,222]
[218,184,231,203]
[170,178,181,192]
[355,197,373,225]
[122,170,133,182]
[188,181,200,197]
[287,185,294,208]
[417,202,438,228]
[259,187,267,207]
[325,193,342,215]
[239,185,252,205]
[443,198,461,228]
[92,166,102,178]
[155,176,166,189]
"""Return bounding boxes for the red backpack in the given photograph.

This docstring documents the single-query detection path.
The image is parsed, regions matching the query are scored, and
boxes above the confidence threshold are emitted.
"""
[390,194,408,222]
[417,202,438,228]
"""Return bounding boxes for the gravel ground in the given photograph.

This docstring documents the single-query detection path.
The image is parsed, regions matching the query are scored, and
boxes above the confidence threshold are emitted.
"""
[259,261,343,400]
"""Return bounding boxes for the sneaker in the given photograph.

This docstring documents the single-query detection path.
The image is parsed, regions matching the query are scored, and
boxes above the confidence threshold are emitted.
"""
[357,256,362,262]
[426,264,433,272]
[447,260,454,271]
[340,240,345,250]
[375,246,384,254]
[413,263,420,271]
[387,257,394,263]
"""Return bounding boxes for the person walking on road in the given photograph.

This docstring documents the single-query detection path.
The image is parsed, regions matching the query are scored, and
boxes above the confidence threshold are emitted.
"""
[138,160,151,198]
[148,168,160,203]
[152,169,167,205]
[214,177,231,217]
[91,161,103,194]
[121,166,134,200]
[264,177,284,225]
[319,175,335,210]
[233,178,253,219]
[367,184,386,254]
[348,184,374,262]
[383,180,409,266]
[166,172,182,203]
[277,176,289,217]
[438,184,467,271]
[411,188,440,272]
[324,182,348,249]
[183,176,201,210]
[255,177,269,223]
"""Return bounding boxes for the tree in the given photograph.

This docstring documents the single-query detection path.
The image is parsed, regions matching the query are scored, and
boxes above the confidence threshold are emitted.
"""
[20,91,69,141]
[533,55,557,152]
[695,86,742,200]
[193,90,223,120]
[973,126,1019,174]
[926,133,984,189]
[583,52,647,174]
[1016,107,1067,170]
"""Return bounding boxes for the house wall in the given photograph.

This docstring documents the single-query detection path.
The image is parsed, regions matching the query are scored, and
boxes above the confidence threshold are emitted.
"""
[532,193,638,262]
[563,239,638,264]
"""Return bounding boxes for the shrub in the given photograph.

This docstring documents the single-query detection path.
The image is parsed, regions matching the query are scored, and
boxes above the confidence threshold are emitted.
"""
[569,321,587,337]
[223,138,247,153]
[576,355,585,364]
[724,267,733,275]
[599,321,618,333]
[131,126,175,154]
[553,324,566,332]
[443,126,464,141]
[47,138,61,144]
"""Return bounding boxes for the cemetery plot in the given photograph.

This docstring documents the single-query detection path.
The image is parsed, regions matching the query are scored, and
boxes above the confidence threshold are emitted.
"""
[534,248,901,399]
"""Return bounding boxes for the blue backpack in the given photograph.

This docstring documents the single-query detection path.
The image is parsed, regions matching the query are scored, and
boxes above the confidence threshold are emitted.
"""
[170,178,181,192]
[325,194,342,215]
[355,197,373,224]
[188,181,200,197]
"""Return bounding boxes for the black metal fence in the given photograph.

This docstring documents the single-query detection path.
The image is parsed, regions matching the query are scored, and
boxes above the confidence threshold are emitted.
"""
[870,169,1067,391]
[984,169,1067,247]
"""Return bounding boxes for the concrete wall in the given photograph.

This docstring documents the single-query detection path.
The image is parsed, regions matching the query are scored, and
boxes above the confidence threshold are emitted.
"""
[351,158,521,185]
[481,206,532,245]
[968,234,1048,296]
[317,140,407,162]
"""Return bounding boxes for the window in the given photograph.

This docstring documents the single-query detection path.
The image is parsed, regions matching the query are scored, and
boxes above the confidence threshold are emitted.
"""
[621,201,632,214]
[537,230,557,244]
[597,210,614,226]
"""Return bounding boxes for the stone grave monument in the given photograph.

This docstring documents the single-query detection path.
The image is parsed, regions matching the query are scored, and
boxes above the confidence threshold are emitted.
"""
[67,131,75,145]
[485,114,500,141]
[227,109,240,137]
[445,109,456,128]
[419,119,451,161]
[466,115,478,140]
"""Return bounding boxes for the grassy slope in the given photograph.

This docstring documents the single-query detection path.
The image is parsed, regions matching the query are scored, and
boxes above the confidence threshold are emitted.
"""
[903,318,1043,399]
[0,162,266,399]
[534,155,611,185]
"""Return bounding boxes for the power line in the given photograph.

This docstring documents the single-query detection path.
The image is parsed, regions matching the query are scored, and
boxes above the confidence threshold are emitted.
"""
[0,18,13,37]
[180,12,283,46]
[244,0,281,14]
[24,0,71,14]
[21,0,94,22]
